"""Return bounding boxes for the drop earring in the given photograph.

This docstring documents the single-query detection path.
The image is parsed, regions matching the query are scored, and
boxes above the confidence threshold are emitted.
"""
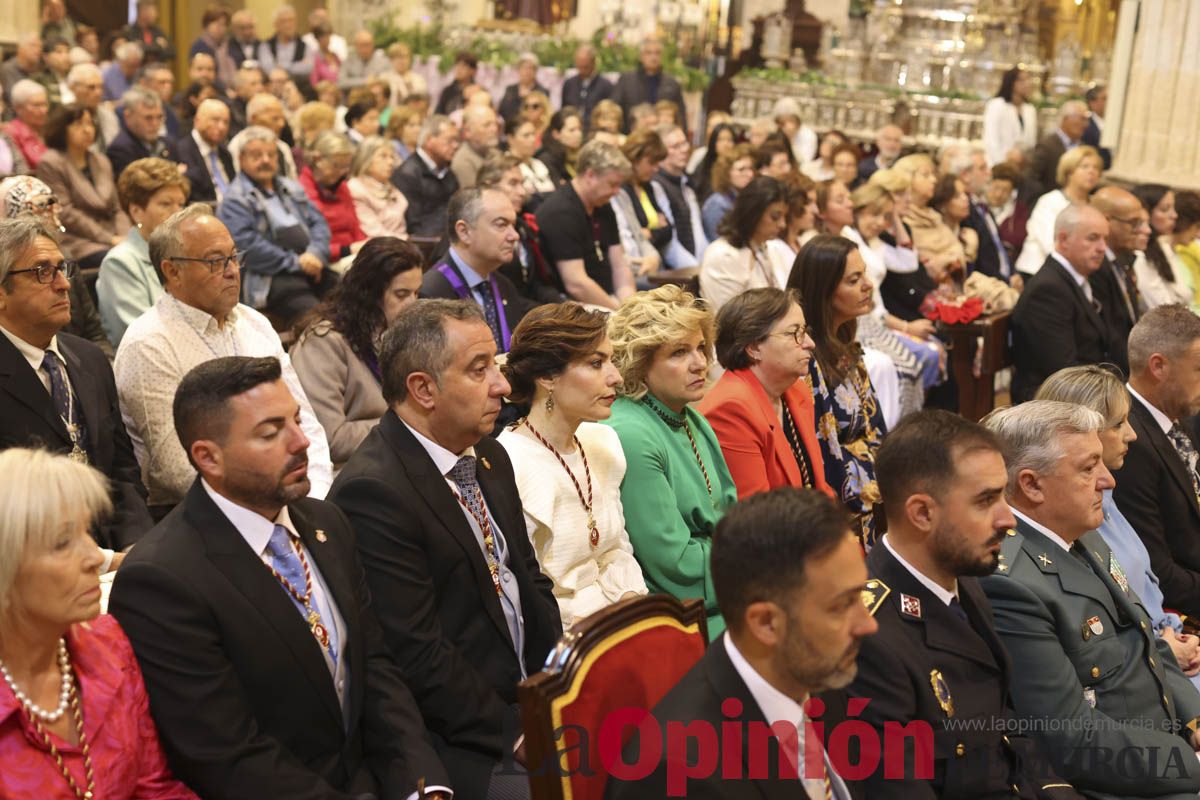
[545,389,555,413]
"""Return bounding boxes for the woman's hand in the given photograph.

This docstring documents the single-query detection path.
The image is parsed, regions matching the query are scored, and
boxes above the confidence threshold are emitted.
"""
[904,318,936,339]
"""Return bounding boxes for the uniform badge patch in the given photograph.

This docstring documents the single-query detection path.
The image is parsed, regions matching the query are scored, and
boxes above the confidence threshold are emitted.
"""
[861,578,890,616]
[1084,688,1097,708]
[900,594,922,618]
[930,669,954,717]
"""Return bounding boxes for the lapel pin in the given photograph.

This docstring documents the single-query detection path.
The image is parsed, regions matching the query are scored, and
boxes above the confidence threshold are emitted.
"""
[315,530,328,543]
[1038,553,1053,567]
[481,457,492,470]
[900,593,922,619]
[1084,615,1104,637]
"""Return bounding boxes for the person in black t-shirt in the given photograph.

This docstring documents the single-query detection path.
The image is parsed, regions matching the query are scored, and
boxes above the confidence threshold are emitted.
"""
[534,139,635,310]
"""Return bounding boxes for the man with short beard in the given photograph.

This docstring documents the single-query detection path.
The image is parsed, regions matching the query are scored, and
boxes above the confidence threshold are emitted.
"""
[607,488,877,799]
[982,400,1200,798]
[110,355,451,799]
[834,410,1081,799]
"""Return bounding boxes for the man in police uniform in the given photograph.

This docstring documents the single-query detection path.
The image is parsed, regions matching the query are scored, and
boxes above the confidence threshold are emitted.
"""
[981,401,1200,799]
[832,410,1081,798]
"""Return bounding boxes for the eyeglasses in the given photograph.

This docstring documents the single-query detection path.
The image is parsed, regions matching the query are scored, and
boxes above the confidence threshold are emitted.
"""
[8,260,77,284]
[768,325,813,346]
[1110,215,1151,230]
[167,251,245,274]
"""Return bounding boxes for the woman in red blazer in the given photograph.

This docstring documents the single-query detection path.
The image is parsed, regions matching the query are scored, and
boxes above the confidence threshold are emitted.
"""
[697,287,834,500]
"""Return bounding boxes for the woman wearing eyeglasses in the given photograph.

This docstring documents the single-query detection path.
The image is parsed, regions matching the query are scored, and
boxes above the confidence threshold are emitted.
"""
[696,287,833,500]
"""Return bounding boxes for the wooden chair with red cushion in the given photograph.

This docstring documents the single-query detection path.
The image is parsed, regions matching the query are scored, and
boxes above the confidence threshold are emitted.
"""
[517,594,709,800]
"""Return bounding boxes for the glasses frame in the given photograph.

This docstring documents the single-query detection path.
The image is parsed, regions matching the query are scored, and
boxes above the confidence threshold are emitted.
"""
[7,260,78,284]
[1109,215,1151,230]
[768,325,813,346]
[167,250,246,275]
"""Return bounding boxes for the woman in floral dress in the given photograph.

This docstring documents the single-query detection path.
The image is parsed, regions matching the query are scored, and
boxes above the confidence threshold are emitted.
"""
[787,234,887,548]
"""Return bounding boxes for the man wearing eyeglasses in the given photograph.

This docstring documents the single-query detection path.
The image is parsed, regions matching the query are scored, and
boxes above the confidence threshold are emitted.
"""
[1090,186,1152,376]
[114,204,333,517]
[0,217,153,554]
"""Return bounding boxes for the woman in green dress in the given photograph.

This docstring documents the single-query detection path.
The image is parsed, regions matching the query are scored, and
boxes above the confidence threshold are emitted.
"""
[604,284,738,636]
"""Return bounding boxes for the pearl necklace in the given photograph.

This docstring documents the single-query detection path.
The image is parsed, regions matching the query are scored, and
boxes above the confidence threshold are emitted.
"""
[0,638,73,723]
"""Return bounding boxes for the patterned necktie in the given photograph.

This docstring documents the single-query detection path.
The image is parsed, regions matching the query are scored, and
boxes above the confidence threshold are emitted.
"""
[1167,423,1200,505]
[475,280,504,351]
[265,524,338,664]
[208,148,228,197]
[41,351,87,459]
[1116,252,1142,319]
[449,455,504,591]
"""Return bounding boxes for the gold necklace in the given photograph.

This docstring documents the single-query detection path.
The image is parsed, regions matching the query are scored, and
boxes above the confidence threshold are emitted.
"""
[29,679,95,799]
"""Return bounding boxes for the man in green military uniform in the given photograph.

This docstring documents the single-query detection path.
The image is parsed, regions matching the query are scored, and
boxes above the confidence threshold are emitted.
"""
[981,400,1200,798]
[830,410,1081,798]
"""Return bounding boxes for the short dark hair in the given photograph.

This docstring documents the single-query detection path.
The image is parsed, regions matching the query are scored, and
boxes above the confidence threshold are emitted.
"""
[454,50,478,69]
[43,104,91,151]
[930,174,962,214]
[712,488,851,631]
[714,287,799,370]
[503,303,609,404]
[343,100,374,129]
[476,152,521,189]
[990,162,1021,186]
[201,5,231,27]
[717,175,787,248]
[379,299,486,404]
[875,410,1006,519]
[173,356,282,462]
[753,142,790,171]
[1085,83,1105,103]
[1176,190,1200,231]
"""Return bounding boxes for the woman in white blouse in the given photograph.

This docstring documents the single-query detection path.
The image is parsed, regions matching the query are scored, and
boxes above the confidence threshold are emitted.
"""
[507,118,556,202]
[346,135,408,239]
[498,302,647,627]
[1014,146,1102,276]
[983,67,1040,166]
[698,175,789,313]
[1132,184,1193,309]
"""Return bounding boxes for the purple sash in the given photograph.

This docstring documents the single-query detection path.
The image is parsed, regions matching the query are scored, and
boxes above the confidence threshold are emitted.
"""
[435,261,512,352]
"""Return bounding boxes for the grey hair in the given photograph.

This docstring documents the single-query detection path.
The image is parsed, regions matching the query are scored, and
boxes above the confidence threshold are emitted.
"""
[983,400,1104,493]
[379,299,487,404]
[350,135,391,177]
[147,203,215,283]
[576,138,632,177]
[654,122,684,142]
[1059,99,1089,124]
[115,41,144,63]
[1128,304,1200,371]
[9,80,47,109]
[1053,203,1099,239]
[446,186,493,244]
[234,67,260,90]
[67,63,101,86]
[307,130,355,163]
[417,114,454,148]
[273,5,295,22]
[246,92,281,122]
[940,142,981,177]
[0,217,60,284]
[238,124,277,148]
[121,85,161,111]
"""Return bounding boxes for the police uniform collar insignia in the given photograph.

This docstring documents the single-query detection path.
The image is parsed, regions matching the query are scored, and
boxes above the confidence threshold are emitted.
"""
[315,529,327,543]
[1109,553,1130,593]
[996,552,1008,573]
[930,669,954,716]
[861,578,890,616]
[1037,553,1053,568]
[900,593,922,619]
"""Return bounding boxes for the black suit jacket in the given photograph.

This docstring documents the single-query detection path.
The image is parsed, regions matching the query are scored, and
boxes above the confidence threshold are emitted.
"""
[1010,256,1113,402]
[391,154,460,238]
[0,331,150,549]
[561,73,614,127]
[1027,133,1067,202]
[606,634,816,799]
[497,82,550,126]
[1081,116,1112,169]
[174,132,234,204]
[420,257,535,342]
[109,481,449,799]
[964,200,1009,281]
[1112,392,1200,617]
[1087,256,1135,376]
[828,543,1079,799]
[106,129,178,179]
[328,412,561,798]
[610,68,686,133]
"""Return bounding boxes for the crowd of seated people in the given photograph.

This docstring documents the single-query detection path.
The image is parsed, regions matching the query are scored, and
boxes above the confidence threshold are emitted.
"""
[5,8,1200,799]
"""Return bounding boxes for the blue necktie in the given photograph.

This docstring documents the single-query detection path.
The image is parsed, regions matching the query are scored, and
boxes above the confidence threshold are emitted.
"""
[208,149,228,197]
[41,351,88,459]
[475,280,504,351]
[266,524,338,665]
[976,201,1011,277]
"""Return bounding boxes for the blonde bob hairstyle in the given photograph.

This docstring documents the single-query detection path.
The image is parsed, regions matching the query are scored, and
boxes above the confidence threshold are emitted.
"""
[869,167,911,195]
[1034,364,1129,428]
[609,284,715,401]
[890,153,935,182]
[0,448,112,619]
[850,182,893,215]
[1056,145,1102,188]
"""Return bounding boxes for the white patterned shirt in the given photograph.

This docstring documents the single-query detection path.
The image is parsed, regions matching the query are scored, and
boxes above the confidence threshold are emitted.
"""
[113,293,332,507]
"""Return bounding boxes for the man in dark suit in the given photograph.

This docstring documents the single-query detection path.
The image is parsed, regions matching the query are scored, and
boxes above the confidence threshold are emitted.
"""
[856,123,903,184]
[981,401,1200,798]
[328,299,561,800]
[106,86,178,178]
[950,143,1015,283]
[1081,84,1112,169]
[0,217,151,552]
[434,51,478,116]
[392,114,461,237]
[1027,100,1089,202]
[420,188,533,355]
[1114,306,1200,618]
[611,38,686,133]
[496,53,549,127]
[835,410,1081,798]
[1011,204,1116,402]
[607,488,875,798]
[110,356,451,800]
[1089,186,1151,374]
[175,98,234,204]
[561,44,612,130]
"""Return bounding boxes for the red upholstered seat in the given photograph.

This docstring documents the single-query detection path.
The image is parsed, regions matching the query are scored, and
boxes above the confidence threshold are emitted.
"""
[519,595,708,800]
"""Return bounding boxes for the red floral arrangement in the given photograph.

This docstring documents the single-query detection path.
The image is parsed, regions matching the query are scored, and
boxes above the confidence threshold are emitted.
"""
[920,295,984,325]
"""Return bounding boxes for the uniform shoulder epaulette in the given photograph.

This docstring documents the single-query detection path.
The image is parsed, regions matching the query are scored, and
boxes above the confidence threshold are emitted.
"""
[995,528,1023,575]
[861,577,890,616]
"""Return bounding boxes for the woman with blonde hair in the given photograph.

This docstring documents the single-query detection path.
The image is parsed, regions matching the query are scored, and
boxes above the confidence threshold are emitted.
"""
[1014,145,1103,275]
[0,449,198,799]
[294,100,337,169]
[892,153,959,282]
[385,104,422,163]
[1035,365,1200,687]
[590,100,624,135]
[868,167,940,320]
[347,135,408,239]
[498,303,647,626]
[603,285,737,635]
[383,41,427,106]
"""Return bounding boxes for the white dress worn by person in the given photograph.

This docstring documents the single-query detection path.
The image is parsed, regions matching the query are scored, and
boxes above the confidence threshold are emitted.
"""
[1014,189,1071,275]
[497,421,648,628]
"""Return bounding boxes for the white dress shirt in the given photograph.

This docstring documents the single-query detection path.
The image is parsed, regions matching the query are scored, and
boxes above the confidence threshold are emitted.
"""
[192,128,230,201]
[1049,251,1096,304]
[0,324,72,396]
[1011,507,1073,552]
[1128,382,1174,435]
[114,294,333,507]
[881,534,958,605]
[724,635,850,799]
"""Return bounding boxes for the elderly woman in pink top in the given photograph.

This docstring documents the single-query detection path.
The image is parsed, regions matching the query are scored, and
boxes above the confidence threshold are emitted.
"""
[347,135,408,239]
